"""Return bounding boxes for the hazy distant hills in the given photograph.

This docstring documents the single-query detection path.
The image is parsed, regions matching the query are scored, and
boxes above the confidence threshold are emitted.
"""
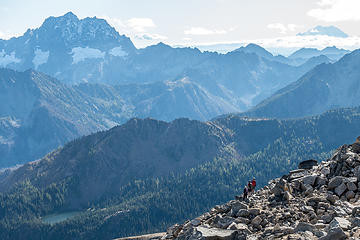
[0,68,135,167]
[0,68,240,167]
[234,43,347,65]
[289,46,350,61]
[242,49,360,119]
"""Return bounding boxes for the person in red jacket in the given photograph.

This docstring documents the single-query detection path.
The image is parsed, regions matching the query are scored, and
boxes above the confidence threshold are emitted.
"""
[251,178,256,192]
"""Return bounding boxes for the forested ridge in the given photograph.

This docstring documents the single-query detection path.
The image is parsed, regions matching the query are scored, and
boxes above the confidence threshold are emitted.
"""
[0,107,360,239]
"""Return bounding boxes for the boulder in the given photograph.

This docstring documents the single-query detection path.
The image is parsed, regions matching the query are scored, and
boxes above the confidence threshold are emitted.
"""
[284,191,293,201]
[329,217,351,230]
[352,206,360,217]
[321,214,334,224]
[326,194,337,205]
[196,226,237,240]
[298,160,318,170]
[352,143,360,153]
[167,224,182,237]
[248,208,260,215]
[334,183,347,196]
[294,222,315,233]
[320,167,330,176]
[251,216,262,227]
[345,190,355,200]
[190,219,201,226]
[289,169,306,180]
[328,176,345,190]
[354,166,360,181]
[215,216,235,229]
[229,201,248,212]
[318,227,346,240]
[227,222,251,234]
[237,209,250,218]
[301,175,317,186]
[351,217,360,227]
[315,176,327,187]
[346,182,357,191]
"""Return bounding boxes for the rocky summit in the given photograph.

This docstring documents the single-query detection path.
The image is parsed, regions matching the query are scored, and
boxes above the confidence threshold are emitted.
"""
[162,138,360,240]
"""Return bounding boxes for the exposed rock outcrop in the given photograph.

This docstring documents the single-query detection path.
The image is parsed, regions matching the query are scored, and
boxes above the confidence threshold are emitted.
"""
[163,137,360,239]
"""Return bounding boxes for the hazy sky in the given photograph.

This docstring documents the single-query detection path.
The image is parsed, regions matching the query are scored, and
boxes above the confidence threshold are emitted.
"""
[1,0,360,51]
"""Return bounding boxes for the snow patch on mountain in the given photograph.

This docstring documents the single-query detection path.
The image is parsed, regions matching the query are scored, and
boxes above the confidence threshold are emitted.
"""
[109,46,127,57]
[32,49,49,69]
[71,47,105,64]
[0,50,21,67]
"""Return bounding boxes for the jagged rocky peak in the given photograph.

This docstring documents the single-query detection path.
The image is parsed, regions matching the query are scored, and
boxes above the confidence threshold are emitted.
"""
[162,137,360,239]
[37,12,121,43]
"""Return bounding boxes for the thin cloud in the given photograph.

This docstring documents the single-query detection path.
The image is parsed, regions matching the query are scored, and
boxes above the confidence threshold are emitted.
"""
[184,27,227,35]
[0,30,20,40]
[308,0,360,22]
[187,35,360,56]
[101,16,157,34]
[267,23,301,34]
[137,33,168,41]
[126,18,156,32]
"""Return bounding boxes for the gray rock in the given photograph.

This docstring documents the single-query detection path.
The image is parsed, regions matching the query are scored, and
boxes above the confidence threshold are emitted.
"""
[284,191,293,201]
[329,217,351,230]
[318,227,346,240]
[237,209,250,218]
[315,176,327,187]
[346,190,355,200]
[328,176,346,190]
[248,208,260,215]
[326,194,337,205]
[167,224,182,237]
[215,216,235,229]
[294,222,315,232]
[347,181,357,191]
[227,222,251,234]
[351,217,360,227]
[334,183,347,196]
[196,226,237,240]
[251,215,262,227]
[229,201,248,212]
[321,214,334,224]
[190,219,201,226]
[352,206,360,217]
[354,166,360,181]
[289,169,306,180]
[298,159,318,170]
[235,217,250,224]
[321,167,330,176]
[302,175,317,186]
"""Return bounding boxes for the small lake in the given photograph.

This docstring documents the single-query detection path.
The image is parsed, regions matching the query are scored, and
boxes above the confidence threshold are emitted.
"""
[42,211,81,225]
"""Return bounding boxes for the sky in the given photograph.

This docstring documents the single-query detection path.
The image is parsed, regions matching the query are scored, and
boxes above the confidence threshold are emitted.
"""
[2,0,360,54]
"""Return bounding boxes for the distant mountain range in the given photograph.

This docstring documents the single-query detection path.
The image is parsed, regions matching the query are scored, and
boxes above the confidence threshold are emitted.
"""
[297,25,349,38]
[288,46,350,61]
[233,44,348,65]
[0,13,346,168]
[241,49,360,119]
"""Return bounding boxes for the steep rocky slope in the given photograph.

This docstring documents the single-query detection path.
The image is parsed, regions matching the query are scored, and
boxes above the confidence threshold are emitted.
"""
[0,68,133,167]
[163,138,360,240]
